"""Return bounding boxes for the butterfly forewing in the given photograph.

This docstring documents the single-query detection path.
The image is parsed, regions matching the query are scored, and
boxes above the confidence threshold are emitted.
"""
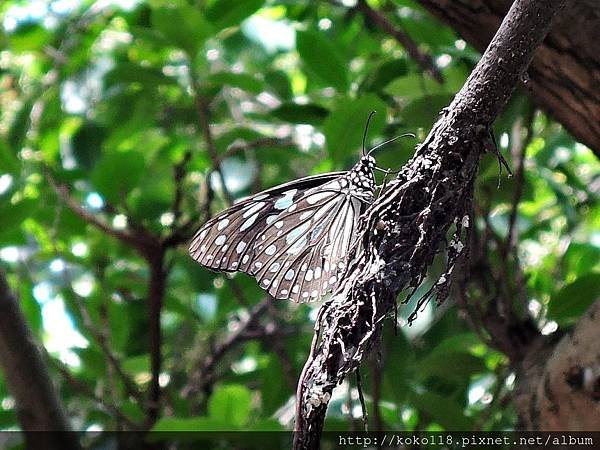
[189,173,343,272]
[189,156,377,302]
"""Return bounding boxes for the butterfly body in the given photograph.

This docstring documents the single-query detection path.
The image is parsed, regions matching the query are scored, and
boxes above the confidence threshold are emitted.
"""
[189,155,377,302]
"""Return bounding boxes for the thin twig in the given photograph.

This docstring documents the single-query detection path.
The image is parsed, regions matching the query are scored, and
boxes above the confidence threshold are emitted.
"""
[146,250,167,427]
[189,67,234,206]
[48,355,140,429]
[220,137,294,162]
[355,0,444,83]
[171,149,193,223]
[181,299,271,402]
[355,368,369,431]
[506,106,535,252]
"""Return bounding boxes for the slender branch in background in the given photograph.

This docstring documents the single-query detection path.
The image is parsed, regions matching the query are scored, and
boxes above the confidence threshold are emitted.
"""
[506,106,535,252]
[57,267,145,405]
[0,271,80,450]
[181,299,270,404]
[188,67,234,206]
[47,165,168,427]
[46,170,135,247]
[355,0,444,83]
[46,201,146,408]
[171,149,193,223]
[48,355,139,430]
[265,302,300,392]
[294,0,566,447]
[369,353,383,431]
[226,278,250,308]
[355,368,368,431]
[145,249,167,428]
[220,137,294,162]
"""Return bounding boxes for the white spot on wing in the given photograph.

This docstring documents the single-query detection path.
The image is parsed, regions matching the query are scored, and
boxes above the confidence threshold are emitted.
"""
[217,219,229,230]
[287,236,306,255]
[243,202,265,218]
[286,222,311,244]
[274,190,296,210]
[265,245,277,255]
[236,241,247,253]
[240,213,259,231]
[215,235,226,246]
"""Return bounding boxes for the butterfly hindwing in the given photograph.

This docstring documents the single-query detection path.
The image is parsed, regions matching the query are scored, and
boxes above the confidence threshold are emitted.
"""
[250,182,364,301]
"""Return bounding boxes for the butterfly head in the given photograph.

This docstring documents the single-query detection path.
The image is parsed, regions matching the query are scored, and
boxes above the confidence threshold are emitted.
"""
[362,154,376,169]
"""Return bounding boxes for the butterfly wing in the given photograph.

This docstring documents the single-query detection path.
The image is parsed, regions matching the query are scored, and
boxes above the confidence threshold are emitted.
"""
[189,172,344,273]
[190,159,375,303]
[248,179,366,302]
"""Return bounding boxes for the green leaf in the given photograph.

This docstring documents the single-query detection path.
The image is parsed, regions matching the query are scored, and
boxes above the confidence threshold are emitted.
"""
[409,390,473,430]
[547,273,600,324]
[0,139,19,175]
[272,103,328,125]
[8,98,34,153]
[563,243,600,278]
[296,30,348,91]
[401,94,453,129]
[259,357,288,415]
[104,62,177,88]
[323,94,387,160]
[151,5,213,56]
[19,282,43,336]
[360,59,408,93]
[0,199,36,232]
[416,351,486,383]
[91,150,145,204]
[122,354,150,376]
[208,72,264,94]
[152,416,231,432]
[205,0,265,31]
[72,122,106,171]
[265,70,292,99]
[384,74,445,99]
[7,22,50,52]
[208,384,252,428]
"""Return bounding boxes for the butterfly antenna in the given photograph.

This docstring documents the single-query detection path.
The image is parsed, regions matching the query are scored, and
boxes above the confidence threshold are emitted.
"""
[362,111,377,156]
[367,133,416,157]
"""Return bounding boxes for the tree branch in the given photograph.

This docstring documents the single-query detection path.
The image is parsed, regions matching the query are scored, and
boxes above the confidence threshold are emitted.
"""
[145,249,167,428]
[0,270,80,450]
[189,68,234,206]
[294,0,566,448]
[181,299,270,406]
[355,0,444,83]
[416,0,600,157]
[515,300,600,430]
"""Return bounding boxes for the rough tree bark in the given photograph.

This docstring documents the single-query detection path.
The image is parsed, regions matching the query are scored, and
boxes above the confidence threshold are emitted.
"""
[417,0,600,157]
[514,300,600,430]
[0,270,80,450]
[293,0,566,448]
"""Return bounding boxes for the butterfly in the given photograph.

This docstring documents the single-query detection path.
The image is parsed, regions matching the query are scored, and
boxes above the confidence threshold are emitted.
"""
[189,113,409,302]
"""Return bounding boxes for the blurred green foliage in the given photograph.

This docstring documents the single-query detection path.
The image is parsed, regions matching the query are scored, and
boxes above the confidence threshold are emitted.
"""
[0,0,598,439]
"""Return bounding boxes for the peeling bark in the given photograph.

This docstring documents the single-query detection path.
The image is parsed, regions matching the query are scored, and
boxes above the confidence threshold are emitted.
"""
[417,0,600,157]
[515,300,600,430]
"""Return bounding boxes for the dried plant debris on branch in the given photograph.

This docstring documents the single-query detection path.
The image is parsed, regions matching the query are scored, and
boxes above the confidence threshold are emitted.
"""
[298,118,485,430]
